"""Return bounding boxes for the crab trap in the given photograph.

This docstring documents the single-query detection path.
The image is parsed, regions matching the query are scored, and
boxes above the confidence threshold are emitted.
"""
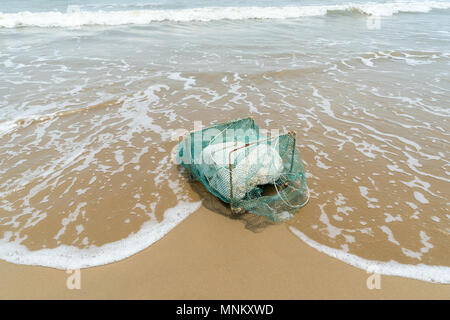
[177,118,309,222]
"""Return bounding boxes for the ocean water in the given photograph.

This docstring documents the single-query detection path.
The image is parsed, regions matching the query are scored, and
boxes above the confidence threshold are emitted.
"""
[0,1,449,282]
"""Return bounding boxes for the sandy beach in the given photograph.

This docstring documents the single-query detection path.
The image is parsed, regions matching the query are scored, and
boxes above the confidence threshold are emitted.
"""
[1,203,449,299]
[1,0,449,299]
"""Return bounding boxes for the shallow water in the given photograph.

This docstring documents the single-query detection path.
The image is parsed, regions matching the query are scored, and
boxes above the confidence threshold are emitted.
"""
[0,1,449,281]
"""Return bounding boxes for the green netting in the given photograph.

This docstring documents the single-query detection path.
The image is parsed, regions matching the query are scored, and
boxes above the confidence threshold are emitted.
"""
[177,118,309,222]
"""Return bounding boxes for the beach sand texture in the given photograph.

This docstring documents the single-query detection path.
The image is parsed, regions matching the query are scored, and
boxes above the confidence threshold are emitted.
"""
[1,203,449,299]
[1,1,449,298]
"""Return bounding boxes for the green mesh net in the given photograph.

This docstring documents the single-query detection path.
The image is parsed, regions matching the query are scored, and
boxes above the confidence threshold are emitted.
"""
[177,118,309,222]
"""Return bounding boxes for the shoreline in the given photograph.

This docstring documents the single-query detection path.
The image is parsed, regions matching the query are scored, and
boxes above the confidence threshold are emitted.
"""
[0,205,448,300]
[1,0,449,301]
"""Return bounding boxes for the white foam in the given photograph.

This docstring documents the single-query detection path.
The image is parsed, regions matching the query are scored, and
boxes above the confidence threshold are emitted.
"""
[1,2,449,28]
[0,201,201,269]
[114,150,124,165]
[359,186,379,208]
[0,120,18,135]
[414,191,429,204]
[289,226,450,284]
[380,225,400,245]
[384,213,403,223]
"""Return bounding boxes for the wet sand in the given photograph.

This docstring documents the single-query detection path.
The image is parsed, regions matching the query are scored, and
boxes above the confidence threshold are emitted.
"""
[0,203,448,300]
[1,0,450,300]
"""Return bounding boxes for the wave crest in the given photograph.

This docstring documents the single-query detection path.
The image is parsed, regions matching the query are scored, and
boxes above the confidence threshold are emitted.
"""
[1,2,449,28]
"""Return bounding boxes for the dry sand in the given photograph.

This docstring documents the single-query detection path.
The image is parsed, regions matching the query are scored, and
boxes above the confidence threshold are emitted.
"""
[0,203,448,300]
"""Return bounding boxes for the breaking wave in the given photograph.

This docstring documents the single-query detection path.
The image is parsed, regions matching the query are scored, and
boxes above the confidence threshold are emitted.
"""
[1,1,449,28]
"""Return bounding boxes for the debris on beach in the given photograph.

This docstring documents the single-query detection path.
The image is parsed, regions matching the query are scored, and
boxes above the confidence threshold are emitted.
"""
[177,118,309,222]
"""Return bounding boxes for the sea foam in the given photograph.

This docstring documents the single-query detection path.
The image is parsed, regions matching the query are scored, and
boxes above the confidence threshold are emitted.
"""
[289,226,450,284]
[0,201,201,269]
[1,2,449,28]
